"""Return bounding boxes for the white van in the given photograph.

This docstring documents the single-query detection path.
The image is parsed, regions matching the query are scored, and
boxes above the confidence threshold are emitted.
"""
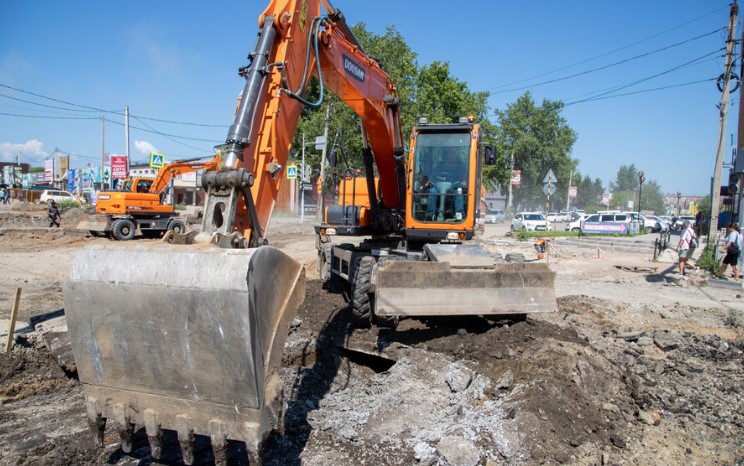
[38,189,85,205]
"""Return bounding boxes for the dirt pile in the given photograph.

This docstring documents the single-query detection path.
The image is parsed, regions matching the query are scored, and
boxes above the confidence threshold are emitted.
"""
[0,226,742,465]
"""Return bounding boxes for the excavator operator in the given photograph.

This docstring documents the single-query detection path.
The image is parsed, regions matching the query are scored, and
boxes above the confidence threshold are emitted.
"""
[426,147,468,221]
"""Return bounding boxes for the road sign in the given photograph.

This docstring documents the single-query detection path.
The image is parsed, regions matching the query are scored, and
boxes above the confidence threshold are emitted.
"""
[287,164,298,179]
[569,186,578,198]
[150,152,165,169]
[315,136,326,150]
[510,170,521,186]
[543,169,557,184]
[543,183,556,195]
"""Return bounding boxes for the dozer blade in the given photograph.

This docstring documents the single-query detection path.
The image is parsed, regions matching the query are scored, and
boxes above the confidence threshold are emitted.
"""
[75,214,109,235]
[374,257,557,317]
[63,243,305,460]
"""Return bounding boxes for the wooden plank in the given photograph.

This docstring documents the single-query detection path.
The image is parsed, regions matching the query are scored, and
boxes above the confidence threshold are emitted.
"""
[4,288,21,353]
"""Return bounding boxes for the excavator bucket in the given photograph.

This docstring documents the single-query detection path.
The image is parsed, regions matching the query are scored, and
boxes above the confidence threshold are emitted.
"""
[374,244,557,317]
[63,243,305,464]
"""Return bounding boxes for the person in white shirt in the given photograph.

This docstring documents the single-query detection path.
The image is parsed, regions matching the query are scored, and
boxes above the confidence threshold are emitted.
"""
[676,220,698,275]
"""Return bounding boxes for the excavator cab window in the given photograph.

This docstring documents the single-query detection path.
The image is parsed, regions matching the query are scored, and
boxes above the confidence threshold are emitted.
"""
[137,180,152,193]
[412,132,471,223]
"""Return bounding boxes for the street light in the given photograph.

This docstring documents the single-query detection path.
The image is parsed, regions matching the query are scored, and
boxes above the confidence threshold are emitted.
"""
[676,191,682,216]
[637,171,645,213]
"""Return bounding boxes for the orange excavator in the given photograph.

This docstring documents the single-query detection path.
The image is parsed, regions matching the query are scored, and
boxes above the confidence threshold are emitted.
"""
[77,156,219,239]
[63,1,556,464]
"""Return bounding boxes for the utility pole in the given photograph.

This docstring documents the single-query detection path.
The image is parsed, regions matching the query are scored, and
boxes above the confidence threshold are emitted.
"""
[101,115,105,190]
[318,102,331,216]
[709,1,738,245]
[507,152,514,211]
[565,170,573,211]
[125,106,130,174]
[737,11,744,233]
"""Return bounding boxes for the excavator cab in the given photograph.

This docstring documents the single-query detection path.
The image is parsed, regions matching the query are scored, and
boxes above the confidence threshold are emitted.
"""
[317,117,557,326]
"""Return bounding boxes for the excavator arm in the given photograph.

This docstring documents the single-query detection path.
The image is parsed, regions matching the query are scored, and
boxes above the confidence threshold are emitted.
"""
[198,0,402,247]
[148,156,220,195]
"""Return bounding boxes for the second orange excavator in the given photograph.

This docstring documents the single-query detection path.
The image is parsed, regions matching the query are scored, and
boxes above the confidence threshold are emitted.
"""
[77,156,219,239]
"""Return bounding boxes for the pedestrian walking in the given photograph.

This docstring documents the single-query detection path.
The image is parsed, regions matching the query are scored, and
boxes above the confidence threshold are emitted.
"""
[47,200,62,228]
[715,223,741,280]
[676,219,698,275]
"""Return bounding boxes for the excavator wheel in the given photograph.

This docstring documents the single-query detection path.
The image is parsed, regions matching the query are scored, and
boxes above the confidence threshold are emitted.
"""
[350,255,375,327]
[167,219,186,234]
[112,219,136,241]
[319,244,345,292]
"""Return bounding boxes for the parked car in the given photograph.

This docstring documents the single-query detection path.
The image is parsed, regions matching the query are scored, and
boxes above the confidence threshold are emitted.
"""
[565,213,590,232]
[580,212,632,234]
[546,212,561,222]
[485,208,505,224]
[512,212,552,232]
[37,189,85,205]
[622,211,659,233]
[647,215,670,232]
[674,215,696,230]
[568,211,583,222]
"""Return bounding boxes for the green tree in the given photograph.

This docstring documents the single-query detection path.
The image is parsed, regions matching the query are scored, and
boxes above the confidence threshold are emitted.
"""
[611,164,640,192]
[639,180,665,214]
[494,92,577,210]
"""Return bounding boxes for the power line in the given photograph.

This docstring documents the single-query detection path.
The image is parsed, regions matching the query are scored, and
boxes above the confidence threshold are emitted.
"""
[564,49,723,105]
[0,111,100,121]
[490,29,724,95]
[0,83,228,129]
[564,78,715,106]
[488,5,729,91]
[130,115,216,152]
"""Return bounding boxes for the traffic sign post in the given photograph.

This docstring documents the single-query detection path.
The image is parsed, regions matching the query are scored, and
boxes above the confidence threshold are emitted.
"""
[542,169,557,263]
[150,152,165,169]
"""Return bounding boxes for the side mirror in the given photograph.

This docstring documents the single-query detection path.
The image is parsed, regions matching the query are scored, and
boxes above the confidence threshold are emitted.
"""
[483,145,496,165]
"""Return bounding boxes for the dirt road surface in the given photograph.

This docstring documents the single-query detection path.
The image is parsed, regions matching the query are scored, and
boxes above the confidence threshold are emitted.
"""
[0,208,742,465]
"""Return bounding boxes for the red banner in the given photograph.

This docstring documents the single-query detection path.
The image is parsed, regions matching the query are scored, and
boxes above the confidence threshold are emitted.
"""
[511,170,521,186]
[111,156,128,179]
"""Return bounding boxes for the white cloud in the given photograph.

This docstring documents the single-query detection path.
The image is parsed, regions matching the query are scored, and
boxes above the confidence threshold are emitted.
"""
[0,140,48,164]
[134,140,158,155]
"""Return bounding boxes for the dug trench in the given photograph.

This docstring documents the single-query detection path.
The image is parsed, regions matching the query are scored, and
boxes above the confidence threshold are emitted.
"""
[1,277,742,465]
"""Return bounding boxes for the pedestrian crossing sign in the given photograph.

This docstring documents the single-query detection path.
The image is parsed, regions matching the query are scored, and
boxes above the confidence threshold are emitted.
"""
[150,152,165,169]
[286,164,298,179]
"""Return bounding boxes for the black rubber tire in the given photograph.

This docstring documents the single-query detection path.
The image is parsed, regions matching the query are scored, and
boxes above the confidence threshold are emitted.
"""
[112,219,136,241]
[571,227,580,233]
[168,219,186,234]
[350,256,376,327]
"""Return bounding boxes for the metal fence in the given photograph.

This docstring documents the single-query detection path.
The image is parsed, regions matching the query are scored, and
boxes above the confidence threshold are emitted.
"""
[653,230,673,260]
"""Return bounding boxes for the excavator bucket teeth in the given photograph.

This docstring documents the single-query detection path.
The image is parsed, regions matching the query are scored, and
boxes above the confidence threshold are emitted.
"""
[374,260,557,317]
[63,243,305,458]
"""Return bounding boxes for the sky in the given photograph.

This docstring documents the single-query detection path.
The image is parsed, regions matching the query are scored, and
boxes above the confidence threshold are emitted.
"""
[0,0,738,197]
